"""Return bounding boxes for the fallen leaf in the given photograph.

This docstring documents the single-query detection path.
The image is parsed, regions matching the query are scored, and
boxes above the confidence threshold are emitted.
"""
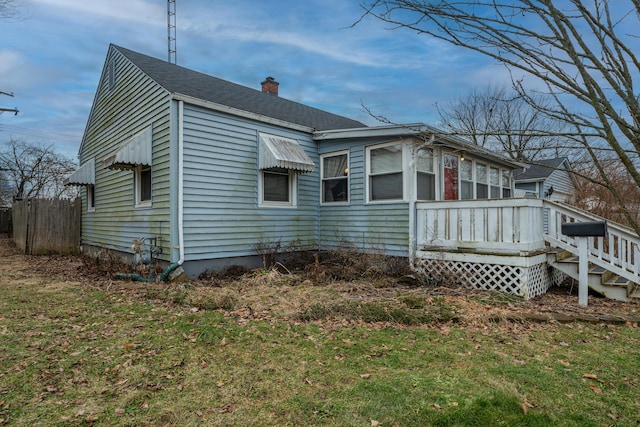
[371,420,380,427]
[218,404,235,413]
[360,373,371,379]
[583,373,598,380]
[589,385,603,394]
[433,403,442,410]
[521,402,528,414]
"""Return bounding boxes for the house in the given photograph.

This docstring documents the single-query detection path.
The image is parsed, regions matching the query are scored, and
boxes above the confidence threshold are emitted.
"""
[66,44,520,275]
[66,45,640,303]
[513,157,576,202]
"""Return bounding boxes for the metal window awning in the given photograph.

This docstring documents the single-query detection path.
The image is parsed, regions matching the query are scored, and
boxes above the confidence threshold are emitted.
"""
[103,127,152,170]
[259,133,315,173]
[64,158,95,186]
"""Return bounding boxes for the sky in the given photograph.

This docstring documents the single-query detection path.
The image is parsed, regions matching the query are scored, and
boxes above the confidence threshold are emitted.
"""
[0,0,512,161]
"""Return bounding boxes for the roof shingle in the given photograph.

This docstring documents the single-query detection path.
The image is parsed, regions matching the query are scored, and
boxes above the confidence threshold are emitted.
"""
[113,45,367,131]
[513,157,569,181]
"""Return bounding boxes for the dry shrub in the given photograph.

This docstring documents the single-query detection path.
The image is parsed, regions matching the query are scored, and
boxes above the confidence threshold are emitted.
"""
[311,245,413,283]
[80,248,138,278]
[199,265,250,285]
[244,268,293,287]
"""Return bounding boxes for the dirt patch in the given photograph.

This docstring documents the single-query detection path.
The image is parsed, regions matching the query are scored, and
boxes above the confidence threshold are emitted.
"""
[0,237,638,326]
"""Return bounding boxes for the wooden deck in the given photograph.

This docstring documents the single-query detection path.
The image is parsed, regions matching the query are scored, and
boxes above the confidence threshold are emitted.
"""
[413,199,640,303]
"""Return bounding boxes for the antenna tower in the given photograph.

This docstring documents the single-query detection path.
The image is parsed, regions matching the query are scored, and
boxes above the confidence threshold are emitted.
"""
[167,0,177,64]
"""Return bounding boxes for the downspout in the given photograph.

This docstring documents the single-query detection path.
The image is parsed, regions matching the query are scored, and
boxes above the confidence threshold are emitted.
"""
[177,100,185,266]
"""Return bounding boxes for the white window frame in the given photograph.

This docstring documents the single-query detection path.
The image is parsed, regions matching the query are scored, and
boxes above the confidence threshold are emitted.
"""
[459,159,474,200]
[86,184,95,212]
[320,150,349,204]
[135,165,152,208]
[366,141,406,203]
[415,147,436,201]
[259,167,297,208]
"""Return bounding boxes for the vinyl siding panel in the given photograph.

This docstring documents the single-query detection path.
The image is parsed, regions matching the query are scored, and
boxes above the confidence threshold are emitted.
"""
[78,47,172,258]
[545,169,575,202]
[180,104,319,261]
[318,139,410,256]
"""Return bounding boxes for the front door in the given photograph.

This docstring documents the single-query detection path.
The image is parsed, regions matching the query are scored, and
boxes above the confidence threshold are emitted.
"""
[443,154,459,200]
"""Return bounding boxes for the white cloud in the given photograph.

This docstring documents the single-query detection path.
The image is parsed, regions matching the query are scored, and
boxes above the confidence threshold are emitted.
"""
[0,50,25,79]
[31,0,164,25]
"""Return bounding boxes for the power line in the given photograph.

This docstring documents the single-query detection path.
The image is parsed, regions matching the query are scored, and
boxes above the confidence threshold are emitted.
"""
[0,91,18,115]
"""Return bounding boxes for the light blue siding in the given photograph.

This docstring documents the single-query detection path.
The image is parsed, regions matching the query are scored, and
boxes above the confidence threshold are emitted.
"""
[318,139,410,256]
[180,104,319,261]
[78,46,172,259]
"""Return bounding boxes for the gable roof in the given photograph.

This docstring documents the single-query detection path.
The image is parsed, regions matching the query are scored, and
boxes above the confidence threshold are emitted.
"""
[513,157,571,182]
[113,45,366,132]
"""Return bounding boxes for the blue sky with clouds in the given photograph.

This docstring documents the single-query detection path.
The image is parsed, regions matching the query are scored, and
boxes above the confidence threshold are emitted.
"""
[0,0,511,160]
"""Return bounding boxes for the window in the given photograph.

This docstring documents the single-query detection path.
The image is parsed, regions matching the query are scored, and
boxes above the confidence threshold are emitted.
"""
[490,167,501,198]
[476,163,488,199]
[261,167,296,206]
[502,170,512,198]
[460,160,474,200]
[135,165,152,207]
[368,143,403,201]
[87,185,95,211]
[321,152,348,203]
[416,148,435,201]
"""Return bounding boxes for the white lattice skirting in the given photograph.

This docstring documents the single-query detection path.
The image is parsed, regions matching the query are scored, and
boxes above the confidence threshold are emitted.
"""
[413,251,553,299]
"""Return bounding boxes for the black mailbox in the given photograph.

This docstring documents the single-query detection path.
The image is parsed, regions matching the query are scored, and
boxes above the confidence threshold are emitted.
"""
[561,221,607,237]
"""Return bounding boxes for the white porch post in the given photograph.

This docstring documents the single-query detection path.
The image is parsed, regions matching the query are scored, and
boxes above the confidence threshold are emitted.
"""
[578,237,589,306]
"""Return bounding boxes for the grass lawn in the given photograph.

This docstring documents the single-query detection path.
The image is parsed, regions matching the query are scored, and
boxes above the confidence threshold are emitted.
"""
[0,247,639,425]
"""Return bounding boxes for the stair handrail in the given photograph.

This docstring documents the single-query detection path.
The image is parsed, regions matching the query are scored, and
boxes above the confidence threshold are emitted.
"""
[543,200,640,284]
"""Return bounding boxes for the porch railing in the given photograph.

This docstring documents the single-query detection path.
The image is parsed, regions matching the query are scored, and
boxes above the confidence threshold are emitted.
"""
[416,198,546,255]
[544,200,640,283]
[416,198,640,284]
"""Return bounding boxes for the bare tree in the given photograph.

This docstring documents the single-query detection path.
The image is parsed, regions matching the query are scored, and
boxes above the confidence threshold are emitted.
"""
[0,0,23,21]
[573,156,640,227]
[0,139,78,204]
[436,85,571,161]
[357,1,640,234]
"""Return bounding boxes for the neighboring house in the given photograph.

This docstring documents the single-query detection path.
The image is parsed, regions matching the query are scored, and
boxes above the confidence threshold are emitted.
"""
[66,44,522,278]
[513,157,576,202]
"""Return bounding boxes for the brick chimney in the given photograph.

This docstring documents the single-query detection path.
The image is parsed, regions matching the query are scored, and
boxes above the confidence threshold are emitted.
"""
[261,76,279,96]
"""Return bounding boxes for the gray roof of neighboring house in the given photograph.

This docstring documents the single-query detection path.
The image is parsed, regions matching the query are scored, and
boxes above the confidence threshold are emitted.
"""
[113,45,367,132]
[513,157,569,181]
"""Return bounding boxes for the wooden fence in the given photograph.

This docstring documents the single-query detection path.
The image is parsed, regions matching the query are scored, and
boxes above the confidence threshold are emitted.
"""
[0,208,11,235]
[12,198,81,255]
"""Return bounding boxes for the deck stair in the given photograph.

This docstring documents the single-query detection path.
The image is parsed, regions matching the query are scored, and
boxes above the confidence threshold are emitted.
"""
[544,202,640,304]
[547,250,638,302]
